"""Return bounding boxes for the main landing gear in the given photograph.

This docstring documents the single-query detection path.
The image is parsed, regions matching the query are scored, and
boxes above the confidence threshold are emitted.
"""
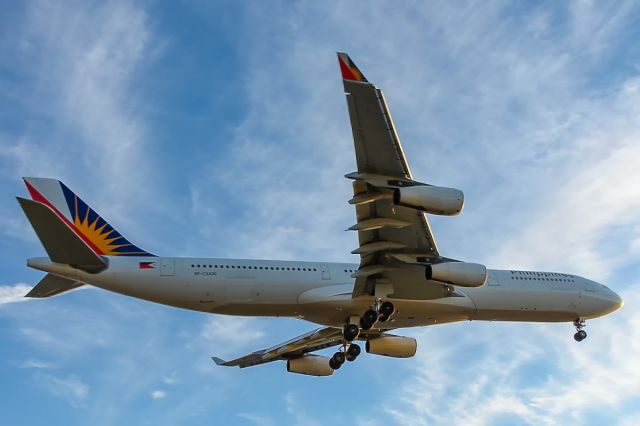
[331,300,396,370]
[329,343,361,369]
[573,318,587,342]
[360,301,395,330]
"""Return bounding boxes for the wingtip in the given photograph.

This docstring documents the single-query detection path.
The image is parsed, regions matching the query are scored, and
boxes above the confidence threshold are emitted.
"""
[211,356,228,366]
[337,52,368,82]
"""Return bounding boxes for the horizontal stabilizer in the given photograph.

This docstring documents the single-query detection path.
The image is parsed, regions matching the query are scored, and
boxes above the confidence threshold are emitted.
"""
[17,197,107,273]
[26,274,84,298]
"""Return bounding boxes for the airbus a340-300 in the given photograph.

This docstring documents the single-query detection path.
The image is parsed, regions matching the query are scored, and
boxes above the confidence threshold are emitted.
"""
[18,53,623,376]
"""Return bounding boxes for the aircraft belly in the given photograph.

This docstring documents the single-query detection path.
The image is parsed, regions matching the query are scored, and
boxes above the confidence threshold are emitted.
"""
[468,286,579,322]
[293,293,477,328]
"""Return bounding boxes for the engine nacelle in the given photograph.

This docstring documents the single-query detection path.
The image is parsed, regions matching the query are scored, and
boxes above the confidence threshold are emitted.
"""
[425,262,488,287]
[286,355,334,376]
[393,185,464,215]
[365,336,417,358]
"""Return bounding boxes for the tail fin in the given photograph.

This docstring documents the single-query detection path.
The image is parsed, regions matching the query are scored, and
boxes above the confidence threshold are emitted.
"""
[21,177,153,257]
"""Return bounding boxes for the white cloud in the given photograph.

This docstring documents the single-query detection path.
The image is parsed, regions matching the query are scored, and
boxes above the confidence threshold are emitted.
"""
[284,392,323,426]
[36,373,89,405]
[162,372,179,385]
[150,390,166,400]
[0,0,161,246]
[200,316,265,355]
[21,359,54,369]
[237,413,275,426]
[384,284,640,425]
[0,284,32,305]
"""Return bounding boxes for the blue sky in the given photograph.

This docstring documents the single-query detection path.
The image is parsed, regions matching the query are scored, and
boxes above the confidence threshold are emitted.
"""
[2,1,640,424]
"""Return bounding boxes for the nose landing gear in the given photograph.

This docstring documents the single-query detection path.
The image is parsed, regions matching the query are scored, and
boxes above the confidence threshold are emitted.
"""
[573,318,587,342]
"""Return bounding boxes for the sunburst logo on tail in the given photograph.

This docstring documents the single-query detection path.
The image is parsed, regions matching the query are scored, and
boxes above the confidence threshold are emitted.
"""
[72,197,134,256]
[60,182,153,256]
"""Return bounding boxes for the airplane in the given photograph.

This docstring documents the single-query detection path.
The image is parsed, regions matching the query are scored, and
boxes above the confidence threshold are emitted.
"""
[17,53,623,376]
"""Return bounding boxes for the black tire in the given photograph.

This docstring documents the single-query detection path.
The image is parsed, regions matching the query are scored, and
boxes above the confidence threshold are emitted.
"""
[329,358,338,369]
[343,324,359,341]
[380,301,394,317]
[360,317,373,330]
[378,313,389,322]
[347,343,361,359]
[363,309,378,324]
[332,351,346,366]
[578,330,587,340]
[574,332,583,342]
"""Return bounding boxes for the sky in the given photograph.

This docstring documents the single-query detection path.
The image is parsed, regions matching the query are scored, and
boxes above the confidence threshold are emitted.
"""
[1,0,640,424]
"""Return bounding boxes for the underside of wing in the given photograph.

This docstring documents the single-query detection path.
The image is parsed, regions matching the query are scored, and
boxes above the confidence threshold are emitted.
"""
[212,327,383,369]
[338,53,464,299]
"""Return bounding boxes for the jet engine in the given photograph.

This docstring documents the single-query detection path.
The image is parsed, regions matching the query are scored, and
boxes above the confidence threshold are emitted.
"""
[365,336,417,358]
[393,185,464,215]
[425,262,487,287]
[286,355,334,376]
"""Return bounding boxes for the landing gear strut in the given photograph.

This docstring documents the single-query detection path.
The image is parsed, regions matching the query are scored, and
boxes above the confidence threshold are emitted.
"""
[573,318,587,342]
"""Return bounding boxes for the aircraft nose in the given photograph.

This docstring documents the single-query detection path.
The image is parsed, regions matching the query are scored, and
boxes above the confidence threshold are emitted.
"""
[606,290,624,312]
[577,284,623,318]
[592,288,623,316]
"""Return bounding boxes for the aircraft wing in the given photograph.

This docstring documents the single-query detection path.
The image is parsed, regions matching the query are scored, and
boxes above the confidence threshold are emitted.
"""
[338,53,446,298]
[212,326,382,368]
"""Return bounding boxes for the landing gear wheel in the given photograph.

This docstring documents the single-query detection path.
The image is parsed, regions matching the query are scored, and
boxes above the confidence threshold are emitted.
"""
[331,351,346,369]
[378,313,390,322]
[363,309,378,324]
[346,343,361,361]
[360,317,373,330]
[343,324,359,341]
[573,318,587,342]
[380,301,395,317]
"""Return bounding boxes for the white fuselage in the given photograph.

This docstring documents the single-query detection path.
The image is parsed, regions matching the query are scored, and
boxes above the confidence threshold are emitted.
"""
[28,256,623,329]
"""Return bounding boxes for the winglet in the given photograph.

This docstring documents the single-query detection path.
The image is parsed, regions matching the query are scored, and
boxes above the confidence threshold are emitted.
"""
[211,356,231,367]
[337,52,368,82]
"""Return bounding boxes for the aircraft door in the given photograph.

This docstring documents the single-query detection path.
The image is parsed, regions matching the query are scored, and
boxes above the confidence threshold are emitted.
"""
[160,258,175,276]
[320,263,331,280]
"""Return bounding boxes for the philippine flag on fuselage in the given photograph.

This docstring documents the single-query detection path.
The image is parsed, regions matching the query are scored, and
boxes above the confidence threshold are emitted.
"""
[139,262,156,269]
